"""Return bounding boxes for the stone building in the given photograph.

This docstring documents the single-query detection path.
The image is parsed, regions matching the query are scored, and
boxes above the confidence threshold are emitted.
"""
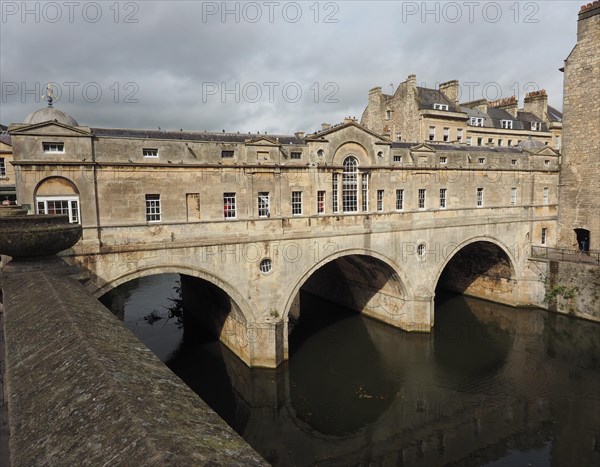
[0,124,16,203]
[557,1,600,251]
[361,77,562,150]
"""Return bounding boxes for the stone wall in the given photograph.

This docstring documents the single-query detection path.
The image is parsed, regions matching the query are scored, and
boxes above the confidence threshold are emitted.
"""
[557,3,600,249]
[1,259,266,465]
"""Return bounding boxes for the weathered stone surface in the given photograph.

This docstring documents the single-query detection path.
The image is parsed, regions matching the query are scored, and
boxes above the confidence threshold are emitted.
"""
[1,260,267,466]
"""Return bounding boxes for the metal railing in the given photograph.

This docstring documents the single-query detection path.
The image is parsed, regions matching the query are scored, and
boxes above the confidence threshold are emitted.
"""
[531,245,600,265]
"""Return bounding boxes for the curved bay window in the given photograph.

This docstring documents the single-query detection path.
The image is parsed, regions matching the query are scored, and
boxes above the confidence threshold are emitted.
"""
[342,156,359,212]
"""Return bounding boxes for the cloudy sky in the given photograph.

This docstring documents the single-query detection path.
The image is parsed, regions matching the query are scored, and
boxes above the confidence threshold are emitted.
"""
[0,1,582,134]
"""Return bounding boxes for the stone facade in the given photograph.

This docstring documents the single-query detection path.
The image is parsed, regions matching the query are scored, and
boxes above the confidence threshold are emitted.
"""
[8,113,560,367]
[557,1,600,250]
[361,77,562,150]
[0,127,16,203]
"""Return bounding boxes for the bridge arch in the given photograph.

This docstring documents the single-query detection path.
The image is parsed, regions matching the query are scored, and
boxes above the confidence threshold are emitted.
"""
[433,236,518,304]
[283,248,412,328]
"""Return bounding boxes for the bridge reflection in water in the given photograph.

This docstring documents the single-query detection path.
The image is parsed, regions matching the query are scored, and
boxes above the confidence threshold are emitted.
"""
[101,274,600,467]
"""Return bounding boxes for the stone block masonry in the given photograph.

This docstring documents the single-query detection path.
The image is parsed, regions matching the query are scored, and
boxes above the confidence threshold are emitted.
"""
[1,259,267,466]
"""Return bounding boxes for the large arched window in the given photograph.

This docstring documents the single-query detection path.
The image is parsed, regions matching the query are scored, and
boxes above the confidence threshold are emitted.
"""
[342,156,358,212]
[35,177,81,224]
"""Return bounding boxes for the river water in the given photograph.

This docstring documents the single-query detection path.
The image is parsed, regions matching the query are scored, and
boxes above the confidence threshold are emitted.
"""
[100,273,600,467]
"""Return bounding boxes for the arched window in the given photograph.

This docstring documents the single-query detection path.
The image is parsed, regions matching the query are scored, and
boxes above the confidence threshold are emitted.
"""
[342,156,358,212]
[35,177,80,224]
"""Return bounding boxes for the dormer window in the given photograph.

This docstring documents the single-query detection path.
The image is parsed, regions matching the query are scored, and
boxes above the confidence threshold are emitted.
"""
[501,120,513,129]
[469,117,484,127]
[143,148,158,158]
[433,103,449,111]
[43,142,64,153]
[531,122,542,131]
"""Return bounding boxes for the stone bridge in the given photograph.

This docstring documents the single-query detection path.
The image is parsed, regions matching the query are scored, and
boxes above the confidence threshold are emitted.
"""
[65,206,549,368]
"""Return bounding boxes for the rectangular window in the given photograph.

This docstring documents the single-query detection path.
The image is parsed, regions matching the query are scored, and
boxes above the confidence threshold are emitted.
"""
[0,157,5,178]
[478,157,485,165]
[488,138,494,145]
[531,122,542,131]
[511,159,517,166]
[433,103,449,111]
[221,150,234,158]
[258,192,270,218]
[395,132,402,142]
[439,156,447,164]
[543,187,549,205]
[508,139,513,146]
[469,117,484,127]
[466,136,472,146]
[393,154,402,163]
[511,187,517,206]
[457,128,463,143]
[395,189,404,211]
[223,192,236,219]
[439,188,447,209]
[361,173,369,212]
[418,189,426,209]
[37,196,80,224]
[377,190,384,212]
[292,191,302,215]
[429,126,436,141]
[498,139,503,146]
[385,110,392,120]
[42,142,64,153]
[443,127,450,142]
[317,191,325,214]
[501,120,513,129]
[477,137,483,146]
[332,173,339,213]
[544,159,550,167]
[143,148,158,158]
[145,194,161,222]
[290,151,302,160]
[477,188,484,207]
[541,228,548,245]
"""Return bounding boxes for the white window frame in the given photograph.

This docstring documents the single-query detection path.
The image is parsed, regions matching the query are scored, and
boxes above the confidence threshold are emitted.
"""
[42,142,64,153]
[342,156,359,213]
[418,188,426,210]
[457,128,463,143]
[531,121,542,131]
[466,136,472,146]
[439,188,447,209]
[396,189,404,211]
[377,189,384,212]
[433,103,449,111]
[145,194,161,223]
[143,148,158,158]
[501,120,513,129]
[292,191,303,215]
[443,127,450,142]
[317,191,325,214]
[477,188,484,207]
[428,126,436,141]
[223,192,236,219]
[258,192,270,218]
[361,173,369,212]
[469,117,484,127]
[511,187,517,206]
[36,195,80,224]
[439,156,447,165]
[332,173,339,213]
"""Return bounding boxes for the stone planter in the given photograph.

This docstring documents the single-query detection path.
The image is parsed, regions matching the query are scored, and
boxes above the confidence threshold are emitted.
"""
[0,212,82,258]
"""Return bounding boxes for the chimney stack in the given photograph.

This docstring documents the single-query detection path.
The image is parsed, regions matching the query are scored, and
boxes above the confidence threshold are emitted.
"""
[524,90,548,122]
[439,80,460,106]
[489,96,518,118]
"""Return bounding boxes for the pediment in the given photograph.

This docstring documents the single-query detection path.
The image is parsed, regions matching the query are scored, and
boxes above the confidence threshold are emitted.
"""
[410,143,436,153]
[244,136,280,146]
[305,122,391,143]
[9,121,91,137]
[533,146,560,157]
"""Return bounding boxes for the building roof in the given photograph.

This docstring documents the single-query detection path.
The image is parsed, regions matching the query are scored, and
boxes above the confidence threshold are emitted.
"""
[417,87,462,113]
[0,133,11,146]
[547,105,563,122]
[91,128,306,145]
[390,141,522,153]
[24,106,79,127]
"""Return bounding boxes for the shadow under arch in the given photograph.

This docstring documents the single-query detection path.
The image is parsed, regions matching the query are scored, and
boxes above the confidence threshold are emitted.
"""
[283,248,411,326]
[434,236,518,304]
[34,175,81,196]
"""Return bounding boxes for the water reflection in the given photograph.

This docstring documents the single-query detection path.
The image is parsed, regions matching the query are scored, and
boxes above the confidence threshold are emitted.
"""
[101,275,600,467]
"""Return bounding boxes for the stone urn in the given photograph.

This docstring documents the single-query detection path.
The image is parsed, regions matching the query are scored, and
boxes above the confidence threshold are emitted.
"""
[0,205,82,259]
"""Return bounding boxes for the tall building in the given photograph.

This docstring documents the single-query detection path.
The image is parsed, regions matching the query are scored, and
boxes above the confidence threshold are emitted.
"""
[557,1,600,251]
[361,76,562,150]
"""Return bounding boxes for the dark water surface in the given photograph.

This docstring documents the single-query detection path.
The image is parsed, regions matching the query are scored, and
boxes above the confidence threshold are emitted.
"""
[101,274,600,467]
